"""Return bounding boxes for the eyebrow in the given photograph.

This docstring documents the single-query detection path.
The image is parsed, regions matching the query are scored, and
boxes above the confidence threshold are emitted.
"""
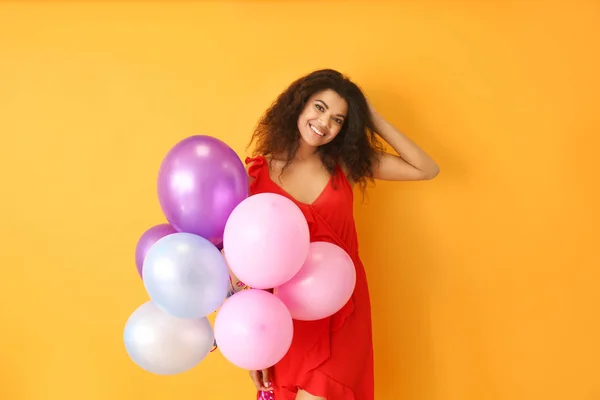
[316,99,346,118]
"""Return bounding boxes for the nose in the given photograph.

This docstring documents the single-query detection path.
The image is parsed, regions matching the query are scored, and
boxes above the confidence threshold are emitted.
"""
[318,114,330,128]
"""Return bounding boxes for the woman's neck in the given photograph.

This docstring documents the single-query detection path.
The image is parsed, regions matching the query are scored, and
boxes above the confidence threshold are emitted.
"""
[269,141,319,164]
[294,140,319,162]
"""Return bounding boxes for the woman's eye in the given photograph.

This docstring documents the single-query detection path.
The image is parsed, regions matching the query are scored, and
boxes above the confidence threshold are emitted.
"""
[334,118,343,125]
[315,104,324,111]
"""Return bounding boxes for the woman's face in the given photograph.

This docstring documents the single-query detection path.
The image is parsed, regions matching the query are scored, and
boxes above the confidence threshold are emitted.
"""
[297,89,348,148]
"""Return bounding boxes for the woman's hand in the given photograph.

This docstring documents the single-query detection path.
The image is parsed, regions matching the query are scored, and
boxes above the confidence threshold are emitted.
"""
[366,99,379,121]
[249,368,273,391]
[221,249,248,293]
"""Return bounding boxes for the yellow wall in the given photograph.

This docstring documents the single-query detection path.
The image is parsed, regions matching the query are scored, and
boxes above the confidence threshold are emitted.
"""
[1,1,598,399]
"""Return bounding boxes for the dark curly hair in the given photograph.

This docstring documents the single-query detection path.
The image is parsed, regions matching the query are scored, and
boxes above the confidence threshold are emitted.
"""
[249,69,384,191]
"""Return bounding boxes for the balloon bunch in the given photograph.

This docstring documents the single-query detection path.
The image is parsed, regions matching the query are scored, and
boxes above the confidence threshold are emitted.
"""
[124,134,357,377]
[214,196,357,371]
[124,135,248,375]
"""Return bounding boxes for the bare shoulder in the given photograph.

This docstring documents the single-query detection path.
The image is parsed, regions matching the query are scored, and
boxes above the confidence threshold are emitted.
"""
[263,154,288,174]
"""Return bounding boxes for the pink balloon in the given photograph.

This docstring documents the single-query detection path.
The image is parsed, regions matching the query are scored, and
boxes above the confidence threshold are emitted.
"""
[134,224,177,278]
[222,193,310,289]
[213,289,293,370]
[273,241,356,321]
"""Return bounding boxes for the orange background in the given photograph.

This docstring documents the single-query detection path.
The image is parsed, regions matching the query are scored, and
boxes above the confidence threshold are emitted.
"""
[1,1,599,399]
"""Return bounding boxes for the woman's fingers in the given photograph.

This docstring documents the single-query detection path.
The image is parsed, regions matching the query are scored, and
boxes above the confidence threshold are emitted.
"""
[249,370,263,390]
[261,368,272,390]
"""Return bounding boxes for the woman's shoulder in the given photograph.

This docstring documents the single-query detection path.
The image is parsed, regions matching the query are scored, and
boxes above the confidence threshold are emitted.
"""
[255,154,289,173]
[245,153,282,164]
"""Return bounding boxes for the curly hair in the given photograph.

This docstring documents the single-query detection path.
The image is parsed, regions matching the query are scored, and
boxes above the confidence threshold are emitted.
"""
[249,69,384,191]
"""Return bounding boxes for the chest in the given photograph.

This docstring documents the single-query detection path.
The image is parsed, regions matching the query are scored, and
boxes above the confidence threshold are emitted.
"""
[268,161,332,205]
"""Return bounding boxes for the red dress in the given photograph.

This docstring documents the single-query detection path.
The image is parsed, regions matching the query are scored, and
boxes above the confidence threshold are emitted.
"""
[246,156,374,400]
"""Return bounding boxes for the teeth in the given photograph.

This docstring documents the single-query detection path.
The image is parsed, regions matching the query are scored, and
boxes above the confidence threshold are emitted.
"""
[310,124,325,136]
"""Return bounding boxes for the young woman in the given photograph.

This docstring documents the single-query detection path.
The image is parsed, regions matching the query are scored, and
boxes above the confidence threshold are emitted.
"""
[239,69,439,400]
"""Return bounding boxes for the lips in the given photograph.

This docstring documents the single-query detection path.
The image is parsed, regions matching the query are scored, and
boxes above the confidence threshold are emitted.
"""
[309,123,328,137]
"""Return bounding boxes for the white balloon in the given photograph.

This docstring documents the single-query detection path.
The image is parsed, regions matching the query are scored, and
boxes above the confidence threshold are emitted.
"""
[142,232,230,319]
[124,301,214,375]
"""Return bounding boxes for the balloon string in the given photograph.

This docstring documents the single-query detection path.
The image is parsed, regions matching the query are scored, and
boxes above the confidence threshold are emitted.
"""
[210,275,250,353]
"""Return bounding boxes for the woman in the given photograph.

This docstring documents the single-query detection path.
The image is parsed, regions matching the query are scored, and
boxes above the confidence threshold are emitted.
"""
[238,69,439,400]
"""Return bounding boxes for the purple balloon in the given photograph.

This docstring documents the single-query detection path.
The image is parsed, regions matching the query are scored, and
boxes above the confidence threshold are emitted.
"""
[135,223,177,278]
[157,135,248,245]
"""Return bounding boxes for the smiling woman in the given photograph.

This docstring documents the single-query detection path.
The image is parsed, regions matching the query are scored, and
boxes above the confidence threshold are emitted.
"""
[237,69,439,400]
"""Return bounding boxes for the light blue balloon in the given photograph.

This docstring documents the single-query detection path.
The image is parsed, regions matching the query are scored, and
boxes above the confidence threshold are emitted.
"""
[124,301,214,375]
[142,232,229,319]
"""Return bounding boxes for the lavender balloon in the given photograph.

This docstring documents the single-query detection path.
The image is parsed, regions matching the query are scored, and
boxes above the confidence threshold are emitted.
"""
[157,135,248,245]
[143,232,230,319]
[134,223,177,278]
